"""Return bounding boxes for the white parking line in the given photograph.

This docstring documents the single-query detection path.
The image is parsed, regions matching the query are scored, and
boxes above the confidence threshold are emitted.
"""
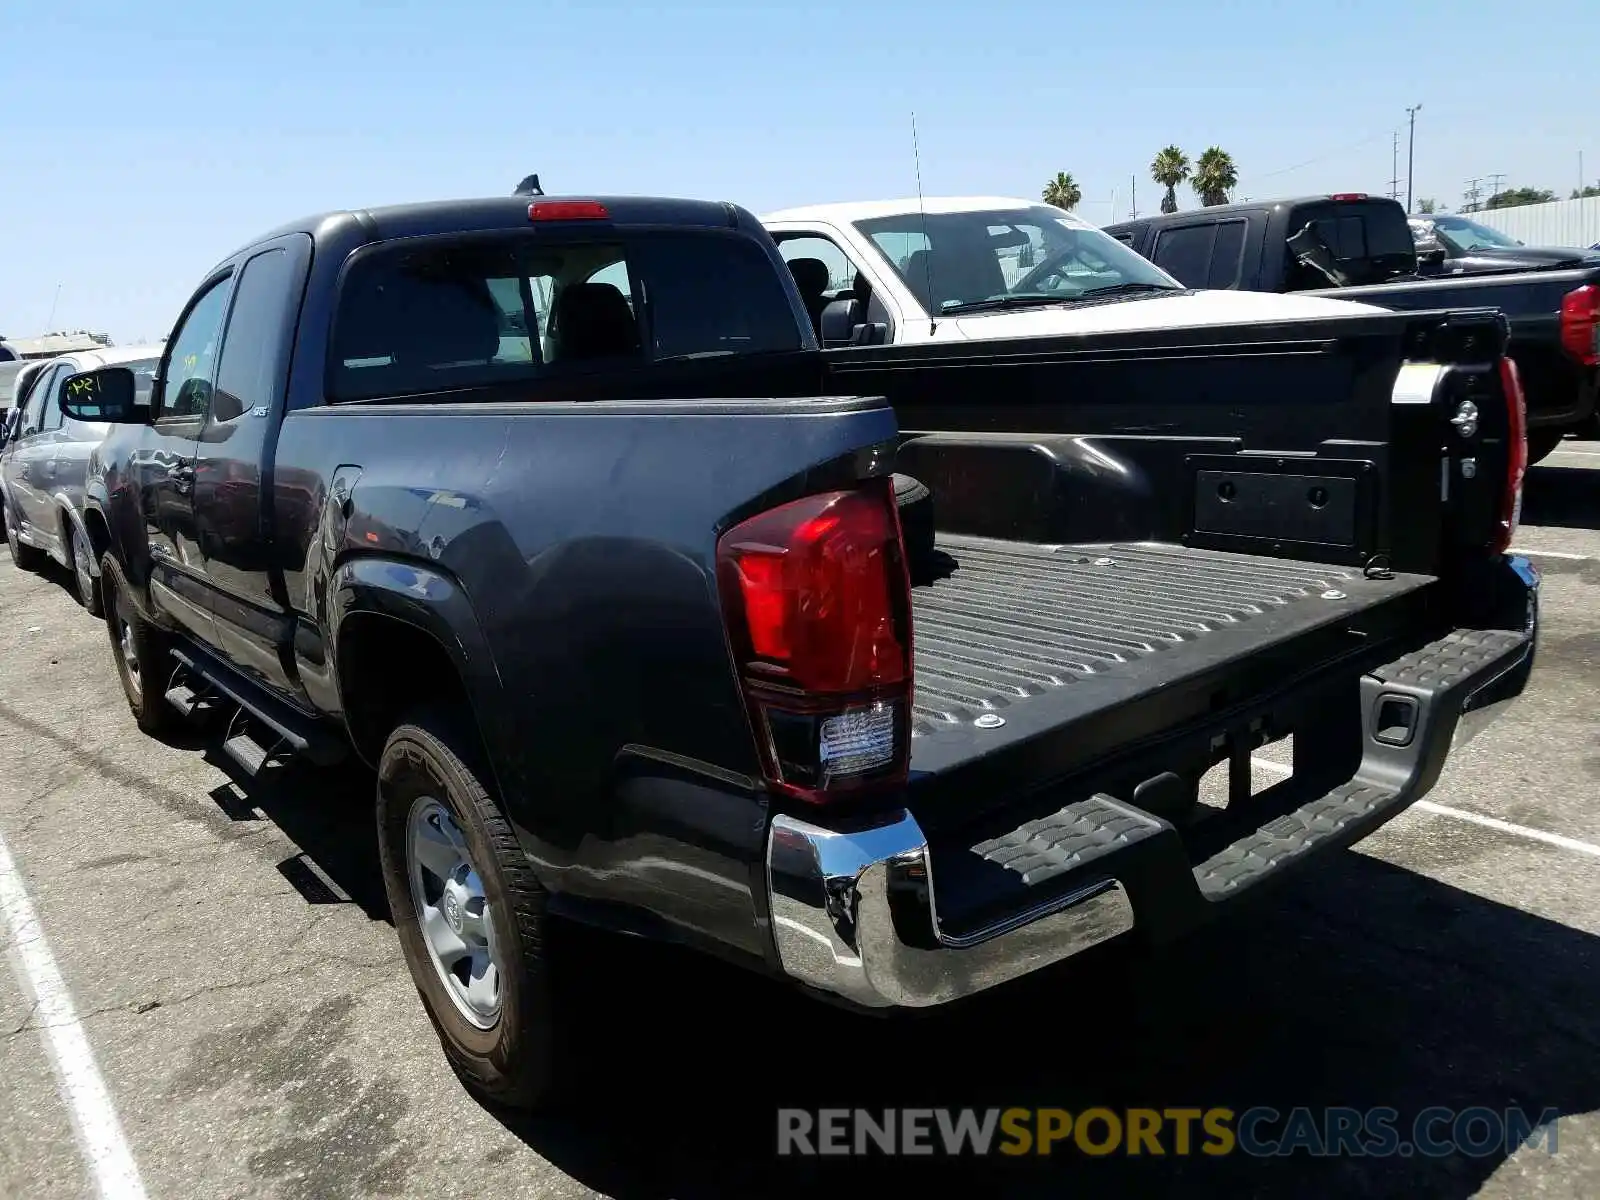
[0,830,147,1200]
[1411,800,1600,858]
[1250,757,1600,859]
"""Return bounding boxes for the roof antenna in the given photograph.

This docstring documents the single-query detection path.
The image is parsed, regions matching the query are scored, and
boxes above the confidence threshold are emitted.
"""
[513,173,544,197]
[912,112,937,336]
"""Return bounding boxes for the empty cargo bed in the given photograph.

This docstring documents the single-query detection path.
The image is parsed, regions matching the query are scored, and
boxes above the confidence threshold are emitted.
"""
[907,536,1435,771]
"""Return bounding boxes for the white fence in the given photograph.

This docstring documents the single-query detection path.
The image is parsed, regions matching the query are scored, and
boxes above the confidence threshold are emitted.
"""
[1467,196,1600,249]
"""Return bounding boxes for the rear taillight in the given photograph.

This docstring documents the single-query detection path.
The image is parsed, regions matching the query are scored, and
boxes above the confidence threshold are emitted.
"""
[716,479,913,805]
[1494,356,1528,554]
[1559,284,1600,366]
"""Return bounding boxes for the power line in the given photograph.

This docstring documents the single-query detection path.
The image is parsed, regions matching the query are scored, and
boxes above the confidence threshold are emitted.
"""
[1250,128,1395,182]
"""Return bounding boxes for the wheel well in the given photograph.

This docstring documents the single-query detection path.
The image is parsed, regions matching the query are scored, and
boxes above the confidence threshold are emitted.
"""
[336,612,485,772]
[82,507,111,564]
[57,507,80,562]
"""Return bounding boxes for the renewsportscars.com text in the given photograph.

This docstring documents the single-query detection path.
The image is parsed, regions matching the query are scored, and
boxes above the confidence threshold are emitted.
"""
[777,1106,1561,1159]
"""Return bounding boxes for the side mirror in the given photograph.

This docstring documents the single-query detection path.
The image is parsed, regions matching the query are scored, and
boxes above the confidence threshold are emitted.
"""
[60,368,149,424]
[1416,246,1447,269]
[819,297,863,348]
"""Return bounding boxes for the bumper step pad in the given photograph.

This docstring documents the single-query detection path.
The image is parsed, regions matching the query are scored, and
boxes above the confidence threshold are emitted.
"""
[1192,781,1394,897]
[972,796,1164,887]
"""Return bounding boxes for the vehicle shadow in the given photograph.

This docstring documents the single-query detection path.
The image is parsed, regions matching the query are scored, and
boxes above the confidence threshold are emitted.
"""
[499,858,1598,1200]
[198,751,390,921]
[206,759,1598,1199]
[1523,460,1599,531]
[32,557,91,611]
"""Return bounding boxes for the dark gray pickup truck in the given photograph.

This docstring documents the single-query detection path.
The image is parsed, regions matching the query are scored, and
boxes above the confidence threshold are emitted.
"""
[59,193,1539,1110]
[1106,193,1600,461]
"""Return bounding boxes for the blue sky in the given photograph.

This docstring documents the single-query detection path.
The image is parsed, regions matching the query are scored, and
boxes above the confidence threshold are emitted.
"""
[4,0,1595,342]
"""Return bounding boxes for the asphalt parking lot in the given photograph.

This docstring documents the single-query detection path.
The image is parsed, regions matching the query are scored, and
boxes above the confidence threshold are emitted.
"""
[2,443,1597,1200]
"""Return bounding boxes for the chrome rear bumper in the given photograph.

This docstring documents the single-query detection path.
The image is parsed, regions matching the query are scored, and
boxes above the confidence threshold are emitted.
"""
[766,810,1134,1008]
[765,558,1538,1011]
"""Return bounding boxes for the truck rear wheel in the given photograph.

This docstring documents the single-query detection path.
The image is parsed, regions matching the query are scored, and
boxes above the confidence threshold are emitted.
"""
[100,553,183,738]
[377,712,562,1110]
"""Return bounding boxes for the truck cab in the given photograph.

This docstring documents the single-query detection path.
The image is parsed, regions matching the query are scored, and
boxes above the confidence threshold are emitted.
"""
[1106,194,1600,461]
[763,196,1386,349]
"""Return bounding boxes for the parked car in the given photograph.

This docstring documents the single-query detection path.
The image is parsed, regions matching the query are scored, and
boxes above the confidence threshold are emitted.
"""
[1104,194,1600,462]
[63,192,1537,1112]
[1,345,161,611]
[1408,213,1600,278]
[761,195,1391,350]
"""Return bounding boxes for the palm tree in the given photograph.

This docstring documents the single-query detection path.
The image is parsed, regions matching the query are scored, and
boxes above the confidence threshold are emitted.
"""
[1042,172,1082,211]
[1150,146,1189,214]
[1192,147,1239,207]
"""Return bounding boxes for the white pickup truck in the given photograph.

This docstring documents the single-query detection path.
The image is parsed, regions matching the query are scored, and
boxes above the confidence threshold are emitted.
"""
[761,195,1387,345]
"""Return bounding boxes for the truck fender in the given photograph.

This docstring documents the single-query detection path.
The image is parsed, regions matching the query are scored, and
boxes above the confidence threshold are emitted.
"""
[324,555,514,793]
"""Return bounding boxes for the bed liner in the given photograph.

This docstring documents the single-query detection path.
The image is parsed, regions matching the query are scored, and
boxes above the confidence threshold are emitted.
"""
[908,536,1435,765]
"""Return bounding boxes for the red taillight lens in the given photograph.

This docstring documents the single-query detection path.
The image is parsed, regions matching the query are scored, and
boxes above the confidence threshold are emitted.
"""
[1559,284,1600,366]
[1495,356,1528,554]
[717,480,913,804]
[527,200,611,222]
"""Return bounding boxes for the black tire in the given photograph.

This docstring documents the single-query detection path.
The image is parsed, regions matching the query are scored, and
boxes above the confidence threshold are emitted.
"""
[69,521,102,617]
[892,472,935,579]
[377,712,561,1110]
[3,500,44,571]
[1526,428,1565,466]
[100,552,182,738]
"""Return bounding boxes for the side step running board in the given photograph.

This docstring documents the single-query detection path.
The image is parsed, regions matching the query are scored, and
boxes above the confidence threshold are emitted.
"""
[164,678,217,718]
[168,647,345,771]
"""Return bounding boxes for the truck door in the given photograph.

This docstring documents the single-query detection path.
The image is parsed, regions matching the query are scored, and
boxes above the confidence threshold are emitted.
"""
[6,362,66,544]
[140,273,234,645]
[191,236,311,694]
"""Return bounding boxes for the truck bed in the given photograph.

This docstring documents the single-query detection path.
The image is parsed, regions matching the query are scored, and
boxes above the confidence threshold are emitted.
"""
[909,537,1435,765]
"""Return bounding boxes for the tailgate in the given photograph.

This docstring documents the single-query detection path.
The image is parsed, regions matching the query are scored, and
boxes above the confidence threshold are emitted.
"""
[903,536,1437,829]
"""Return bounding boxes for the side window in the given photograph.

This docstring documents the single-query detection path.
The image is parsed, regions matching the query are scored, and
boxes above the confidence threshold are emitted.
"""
[776,235,859,293]
[213,249,294,423]
[1207,220,1247,289]
[1149,225,1217,288]
[21,365,58,432]
[160,277,233,420]
[43,365,70,431]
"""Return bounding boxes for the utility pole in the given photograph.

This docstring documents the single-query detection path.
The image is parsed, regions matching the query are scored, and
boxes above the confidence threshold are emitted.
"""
[1389,132,1401,201]
[1130,174,1136,219]
[1581,151,1585,196]
[1463,177,1483,212]
[1487,172,1506,206]
[1405,103,1423,212]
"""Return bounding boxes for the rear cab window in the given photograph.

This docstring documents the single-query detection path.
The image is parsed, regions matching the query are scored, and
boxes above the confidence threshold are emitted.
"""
[1285,201,1416,289]
[329,230,804,402]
